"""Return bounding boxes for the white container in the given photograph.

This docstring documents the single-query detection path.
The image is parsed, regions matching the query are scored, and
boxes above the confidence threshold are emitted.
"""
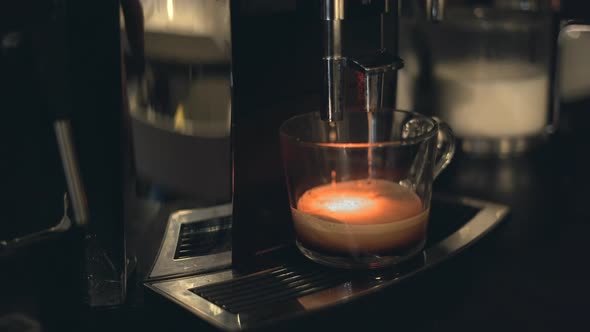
[434,60,549,138]
[398,8,556,157]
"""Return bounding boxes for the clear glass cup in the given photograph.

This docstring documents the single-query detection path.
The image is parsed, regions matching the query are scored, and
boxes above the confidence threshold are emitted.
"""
[280,109,455,269]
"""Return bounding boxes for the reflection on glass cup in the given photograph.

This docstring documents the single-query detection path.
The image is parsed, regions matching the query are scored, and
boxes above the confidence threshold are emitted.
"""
[280,110,455,269]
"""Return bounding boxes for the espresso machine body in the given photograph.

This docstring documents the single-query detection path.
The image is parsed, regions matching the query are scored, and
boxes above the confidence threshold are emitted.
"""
[120,0,406,280]
[122,2,507,330]
[119,0,590,293]
[2,0,517,330]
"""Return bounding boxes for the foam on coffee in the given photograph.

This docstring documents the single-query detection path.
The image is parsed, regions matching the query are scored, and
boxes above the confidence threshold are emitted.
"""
[292,179,428,254]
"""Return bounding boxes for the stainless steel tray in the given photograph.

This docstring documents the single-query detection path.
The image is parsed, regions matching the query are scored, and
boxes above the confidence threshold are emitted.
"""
[146,195,509,331]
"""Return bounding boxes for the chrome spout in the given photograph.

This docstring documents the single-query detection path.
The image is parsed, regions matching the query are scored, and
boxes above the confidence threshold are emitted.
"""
[320,0,345,122]
[349,50,403,112]
[319,0,402,120]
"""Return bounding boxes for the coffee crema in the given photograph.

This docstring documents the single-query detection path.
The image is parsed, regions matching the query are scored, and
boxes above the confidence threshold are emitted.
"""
[292,179,428,254]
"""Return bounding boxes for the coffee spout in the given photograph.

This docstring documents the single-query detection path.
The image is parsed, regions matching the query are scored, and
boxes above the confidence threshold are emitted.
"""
[320,0,345,122]
[319,0,402,120]
[349,50,403,112]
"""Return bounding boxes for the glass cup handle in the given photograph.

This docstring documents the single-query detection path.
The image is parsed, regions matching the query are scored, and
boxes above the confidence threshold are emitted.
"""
[432,118,455,179]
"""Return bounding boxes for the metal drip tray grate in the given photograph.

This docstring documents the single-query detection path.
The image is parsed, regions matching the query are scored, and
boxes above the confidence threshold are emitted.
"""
[148,196,509,331]
[174,216,232,259]
[149,203,233,279]
[188,197,477,315]
[191,265,350,314]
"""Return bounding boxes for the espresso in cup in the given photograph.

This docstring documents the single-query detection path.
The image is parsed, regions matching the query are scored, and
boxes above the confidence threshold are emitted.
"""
[291,179,428,255]
[280,110,454,268]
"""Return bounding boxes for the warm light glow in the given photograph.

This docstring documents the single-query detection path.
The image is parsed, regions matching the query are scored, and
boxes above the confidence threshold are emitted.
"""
[323,197,375,213]
[167,0,174,20]
[292,179,429,254]
[296,179,423,225]
[316,142,399,148]
[174,103,185,130]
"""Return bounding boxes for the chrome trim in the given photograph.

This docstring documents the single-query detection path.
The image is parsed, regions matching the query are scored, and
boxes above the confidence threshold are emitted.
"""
[148,196,509,330]
[321,0,345,21]
[149,203,232,279]
[424,195,510,263]
[147,270,241,330]
[54,120,89,227]
[0,193,72,251]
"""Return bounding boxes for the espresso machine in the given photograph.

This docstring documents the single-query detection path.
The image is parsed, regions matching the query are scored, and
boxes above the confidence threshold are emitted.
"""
[108,0,509,329]
[5,0,550,330]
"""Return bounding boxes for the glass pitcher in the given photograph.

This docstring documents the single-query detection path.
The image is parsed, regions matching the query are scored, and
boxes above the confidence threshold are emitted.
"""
[397,0,590,157]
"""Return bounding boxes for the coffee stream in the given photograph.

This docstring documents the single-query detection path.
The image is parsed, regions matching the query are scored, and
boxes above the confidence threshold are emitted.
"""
[367,112,376,179]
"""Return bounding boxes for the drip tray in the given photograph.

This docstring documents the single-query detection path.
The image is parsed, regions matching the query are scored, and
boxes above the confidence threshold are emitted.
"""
[146,195,509,331]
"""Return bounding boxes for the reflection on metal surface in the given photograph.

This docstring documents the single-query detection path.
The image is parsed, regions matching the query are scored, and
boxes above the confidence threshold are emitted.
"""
[0,194,71,251]
[167,0,174,21]
[150,204,232,279]
[124,0,232,137]
[147,270,241,330]
[54,120,88,226]
[319,0,403,121]
[425,196,509,262]
[139,0,230,46]
[123,0,233,281]
[348,50,404,111]
[129,75,231,138]
[148,196,509,331]
[297,280,355,310]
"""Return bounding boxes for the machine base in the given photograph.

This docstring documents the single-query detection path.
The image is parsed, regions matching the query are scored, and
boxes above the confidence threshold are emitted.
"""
[146,195,509,331]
